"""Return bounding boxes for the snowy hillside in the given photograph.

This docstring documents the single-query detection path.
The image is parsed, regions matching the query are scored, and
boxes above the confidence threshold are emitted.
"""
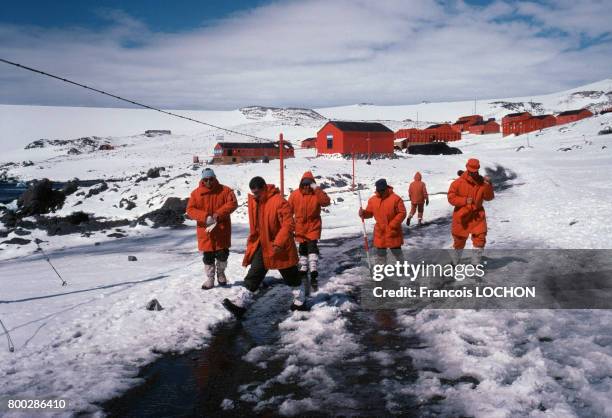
[1,79,610,153]
[1,81,612,417]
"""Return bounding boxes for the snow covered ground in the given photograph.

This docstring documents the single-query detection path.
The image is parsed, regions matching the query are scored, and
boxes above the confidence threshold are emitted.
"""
[1,80,612,417]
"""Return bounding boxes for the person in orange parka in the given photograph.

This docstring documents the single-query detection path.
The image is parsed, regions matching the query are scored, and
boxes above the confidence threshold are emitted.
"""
[186,168,238,289]
[359,179,407,264]
[223,176,306,318]
[288,171,331,292]
[447,158,494,264]
[407,171,429,227]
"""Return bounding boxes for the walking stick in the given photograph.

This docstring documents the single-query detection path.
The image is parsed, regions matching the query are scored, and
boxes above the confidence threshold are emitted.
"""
[0,318,15,352]
[358,191,372,273]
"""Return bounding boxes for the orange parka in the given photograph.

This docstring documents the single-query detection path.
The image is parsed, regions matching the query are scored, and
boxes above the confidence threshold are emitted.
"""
[408,172,428,204]
[288,171,331,243]
[243,184,299,270]
[362,186,407,248]
[447,171,495,237]
[186,179,238,252]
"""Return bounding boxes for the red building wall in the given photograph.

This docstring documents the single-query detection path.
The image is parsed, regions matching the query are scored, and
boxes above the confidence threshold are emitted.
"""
[502,112,532,136]
[468,121,500,135]
[556,109,593,125]
[452,115,483,132]
[422,124,461,141]
[316,122,394,154]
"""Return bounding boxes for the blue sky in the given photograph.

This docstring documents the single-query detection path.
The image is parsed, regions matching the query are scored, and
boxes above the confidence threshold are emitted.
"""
[2,0,271,32]
[0,0,610,109]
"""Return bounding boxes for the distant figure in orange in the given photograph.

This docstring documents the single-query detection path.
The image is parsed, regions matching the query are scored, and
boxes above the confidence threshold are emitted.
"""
[406,171,429,226]
[447,159,494,264]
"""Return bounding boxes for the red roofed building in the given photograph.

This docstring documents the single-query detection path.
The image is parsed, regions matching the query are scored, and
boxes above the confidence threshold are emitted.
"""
[316,121,394,155]
[301,137,316,148]
[452,115,483,132]
[502,112,532,136]
[468,119,500,135]
[395,128,431,143]
[556,109,594,125]
[423,124,461,142]
[524,115,557,133]
[213,141,294,164]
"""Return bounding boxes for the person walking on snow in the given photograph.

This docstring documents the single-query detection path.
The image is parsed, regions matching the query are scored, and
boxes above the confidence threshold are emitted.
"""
[359,179,407,265]
[288,171,331,292]
[406,171,429,226]
[447,158,494,264]
[222,176,307,319]
[186,168,238,289]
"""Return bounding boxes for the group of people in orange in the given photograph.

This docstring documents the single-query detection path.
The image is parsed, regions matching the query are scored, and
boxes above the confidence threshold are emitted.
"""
[186,158,494,318]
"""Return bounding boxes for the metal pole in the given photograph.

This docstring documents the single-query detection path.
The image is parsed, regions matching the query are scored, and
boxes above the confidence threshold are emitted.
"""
[0,318,15,352]
[358,191,372,273]
[36,241,67,286]
[279,133,284,197]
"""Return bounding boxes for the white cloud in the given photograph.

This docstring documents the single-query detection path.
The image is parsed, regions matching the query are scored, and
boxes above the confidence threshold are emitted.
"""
[0,0,610,109]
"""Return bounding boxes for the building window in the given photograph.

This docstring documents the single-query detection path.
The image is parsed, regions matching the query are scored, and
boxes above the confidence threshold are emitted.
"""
[326,134,333,149]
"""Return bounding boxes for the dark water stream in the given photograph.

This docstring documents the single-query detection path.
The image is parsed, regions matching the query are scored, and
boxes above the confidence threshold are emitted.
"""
[101,222,456,417]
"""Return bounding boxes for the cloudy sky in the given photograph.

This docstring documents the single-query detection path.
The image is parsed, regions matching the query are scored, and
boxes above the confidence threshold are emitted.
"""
[1,0,611,109]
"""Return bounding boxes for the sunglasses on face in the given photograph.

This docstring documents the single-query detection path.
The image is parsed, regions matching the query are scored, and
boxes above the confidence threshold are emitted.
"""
[202,177,215,183]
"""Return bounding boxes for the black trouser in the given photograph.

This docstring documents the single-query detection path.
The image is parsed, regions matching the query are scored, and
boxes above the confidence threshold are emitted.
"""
[298,240,319,256]
[202,248,229,265]
[375,247,404,262]
[244,246,302,291]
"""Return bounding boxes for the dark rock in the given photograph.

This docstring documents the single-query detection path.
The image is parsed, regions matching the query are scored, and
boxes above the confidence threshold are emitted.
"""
[36,212,129,236]
[13,228,31,236]
[108,233,126,238]
[1,237,31,245]
[331,178,348,187]
[0,229,8,238]
[146,298,163,311]
[598,127,612,135]
[22,160,34,167]
[128,255,138,261]
[61,179,79,196]
[17,178,65,216]
[85,182,108,198]
[66,211,90,224]
[67,148,81,155]
[337,197,344,202]
[119,198,136,210]
[138,197,188,228]
[147,167,164,179]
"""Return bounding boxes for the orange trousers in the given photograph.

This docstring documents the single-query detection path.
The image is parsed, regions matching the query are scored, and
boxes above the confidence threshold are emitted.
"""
[452,233,486,249]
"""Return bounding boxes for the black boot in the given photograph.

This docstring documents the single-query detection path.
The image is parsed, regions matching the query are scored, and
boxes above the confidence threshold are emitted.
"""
[290,302,310,312]
[222,298,246,319]
[310,271,319,292]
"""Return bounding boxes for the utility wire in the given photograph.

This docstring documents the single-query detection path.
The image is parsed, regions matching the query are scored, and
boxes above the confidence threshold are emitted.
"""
[0,58,274,143]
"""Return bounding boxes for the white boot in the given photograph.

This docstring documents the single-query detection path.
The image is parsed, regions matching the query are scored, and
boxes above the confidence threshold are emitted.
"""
[299,255,308,273]
[202,264,215,289]
[216,260,228,285]
[449,249,463,266]
[291,273,309,311]
[471,248,484,265]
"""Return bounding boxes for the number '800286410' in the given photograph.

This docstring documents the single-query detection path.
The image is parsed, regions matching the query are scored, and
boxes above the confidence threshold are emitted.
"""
[7,399,67,409]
